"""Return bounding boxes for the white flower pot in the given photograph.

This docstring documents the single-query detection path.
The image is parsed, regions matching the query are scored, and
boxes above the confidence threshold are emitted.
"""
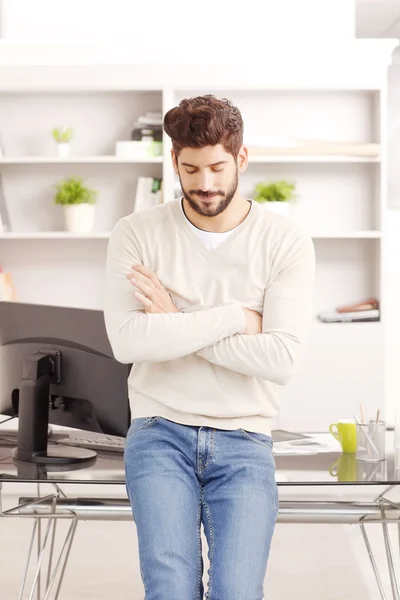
[261,202,291,217]
[57,143,70,158]
[63,204,95,233]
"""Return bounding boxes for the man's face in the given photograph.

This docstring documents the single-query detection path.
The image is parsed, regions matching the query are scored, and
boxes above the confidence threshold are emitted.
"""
[173,144,242,217]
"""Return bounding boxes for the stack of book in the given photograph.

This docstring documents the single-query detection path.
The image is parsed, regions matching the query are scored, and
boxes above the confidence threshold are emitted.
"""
[134,177,163,212]
[318,298,379,323]
[115,111,163,159]
[131,111,163,154]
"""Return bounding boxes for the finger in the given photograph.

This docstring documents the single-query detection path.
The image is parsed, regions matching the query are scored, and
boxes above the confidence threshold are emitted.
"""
[130,278,153,298]
[134,291,153,308]
[132,264,160,286]
[126,270,154,288]
[132,264,162,289]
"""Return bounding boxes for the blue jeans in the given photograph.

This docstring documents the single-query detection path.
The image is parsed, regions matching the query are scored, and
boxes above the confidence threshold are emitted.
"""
[124,416,278,600]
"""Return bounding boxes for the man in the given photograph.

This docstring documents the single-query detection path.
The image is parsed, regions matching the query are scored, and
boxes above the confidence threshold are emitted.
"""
[104,94,315,600]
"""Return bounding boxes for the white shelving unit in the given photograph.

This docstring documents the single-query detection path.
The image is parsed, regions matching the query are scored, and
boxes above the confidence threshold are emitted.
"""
[0,48,395,430]
[0,156,162,164]
[0,155,379,164]
[0,232,111,239]
[248,155,380,163]
[310,231,381,238]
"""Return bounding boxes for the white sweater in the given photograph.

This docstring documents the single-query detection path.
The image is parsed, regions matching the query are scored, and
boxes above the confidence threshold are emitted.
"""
[104,199,315,435]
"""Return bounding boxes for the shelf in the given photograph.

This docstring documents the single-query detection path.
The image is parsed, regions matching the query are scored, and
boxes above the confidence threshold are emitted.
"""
[0,230,382,240]
[0,156,163,165]
[314,318,381,326]
[0,156,378,165]
[248,155,380,163]
[0,232,111,239]
[310,231,381,239]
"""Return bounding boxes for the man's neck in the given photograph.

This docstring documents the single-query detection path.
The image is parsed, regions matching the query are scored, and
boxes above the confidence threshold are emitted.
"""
[182,196,251,233]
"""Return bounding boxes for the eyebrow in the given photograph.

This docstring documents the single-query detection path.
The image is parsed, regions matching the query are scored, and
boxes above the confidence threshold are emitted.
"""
[180,160,228,168]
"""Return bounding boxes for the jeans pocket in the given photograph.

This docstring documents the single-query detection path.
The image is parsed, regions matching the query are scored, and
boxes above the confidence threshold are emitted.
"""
[239,428,273,451]
[126,416,161,440]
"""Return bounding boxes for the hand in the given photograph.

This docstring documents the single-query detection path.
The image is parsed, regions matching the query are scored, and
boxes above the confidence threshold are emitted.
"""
[126,264,179,314]
[242,308,262,335]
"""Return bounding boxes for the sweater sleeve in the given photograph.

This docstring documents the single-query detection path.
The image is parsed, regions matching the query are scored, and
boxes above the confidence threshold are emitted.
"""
[197,234,315,384]
[103,217,246,363]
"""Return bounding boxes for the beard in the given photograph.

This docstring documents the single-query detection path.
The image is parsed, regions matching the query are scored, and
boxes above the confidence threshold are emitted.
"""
[179,169,239,217]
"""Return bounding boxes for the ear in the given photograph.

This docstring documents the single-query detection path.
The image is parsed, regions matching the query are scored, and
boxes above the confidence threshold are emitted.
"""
[171,149,179,174]
[237,145,248,174]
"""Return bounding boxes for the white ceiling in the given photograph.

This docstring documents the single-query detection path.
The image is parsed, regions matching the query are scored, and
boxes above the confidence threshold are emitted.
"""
[356,0,400,37]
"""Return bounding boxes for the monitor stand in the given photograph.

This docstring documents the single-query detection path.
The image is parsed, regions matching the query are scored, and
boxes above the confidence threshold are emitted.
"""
[12,350,97,466]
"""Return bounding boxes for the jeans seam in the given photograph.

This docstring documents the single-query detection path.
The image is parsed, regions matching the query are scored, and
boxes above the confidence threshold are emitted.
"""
[202,429,215,471]
[202,492,214,600]
[197,488,203,600]
[127,416,160,440]
[240,428,273,451]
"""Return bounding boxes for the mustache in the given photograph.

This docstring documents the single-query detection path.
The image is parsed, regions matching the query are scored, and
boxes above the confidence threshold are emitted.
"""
[190,190,225,198]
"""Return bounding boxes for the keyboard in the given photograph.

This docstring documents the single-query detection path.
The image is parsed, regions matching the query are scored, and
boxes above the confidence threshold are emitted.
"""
[54,431,126,454]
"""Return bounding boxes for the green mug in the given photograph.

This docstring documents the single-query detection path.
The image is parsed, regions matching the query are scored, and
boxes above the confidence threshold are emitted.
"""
[329,419,357,453]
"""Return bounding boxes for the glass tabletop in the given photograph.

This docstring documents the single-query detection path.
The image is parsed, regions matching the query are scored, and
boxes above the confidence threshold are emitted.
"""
[0,432,399,485]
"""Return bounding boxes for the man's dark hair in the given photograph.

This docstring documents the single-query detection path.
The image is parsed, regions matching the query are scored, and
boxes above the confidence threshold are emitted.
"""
[163,94,243,159]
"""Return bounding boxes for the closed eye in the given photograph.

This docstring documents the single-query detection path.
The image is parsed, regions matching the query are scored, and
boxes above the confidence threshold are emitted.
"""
[184,167,224,174]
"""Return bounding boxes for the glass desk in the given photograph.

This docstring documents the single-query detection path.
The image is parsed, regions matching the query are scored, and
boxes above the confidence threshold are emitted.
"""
[0,433,399,600]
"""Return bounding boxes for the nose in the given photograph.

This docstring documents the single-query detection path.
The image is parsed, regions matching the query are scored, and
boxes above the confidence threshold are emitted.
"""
[198,170,213,192]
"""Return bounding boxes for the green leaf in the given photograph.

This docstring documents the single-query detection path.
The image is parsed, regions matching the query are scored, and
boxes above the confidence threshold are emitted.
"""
[52,126,73,143]
[53,177,97,205]
[253,180,296,202]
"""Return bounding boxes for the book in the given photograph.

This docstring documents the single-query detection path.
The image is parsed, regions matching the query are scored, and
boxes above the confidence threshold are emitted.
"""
[137,116,163,126]
[137,111,162,126]
[134,177,163,212]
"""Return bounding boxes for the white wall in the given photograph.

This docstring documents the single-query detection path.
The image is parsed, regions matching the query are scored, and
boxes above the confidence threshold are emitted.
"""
[1,0,356,46]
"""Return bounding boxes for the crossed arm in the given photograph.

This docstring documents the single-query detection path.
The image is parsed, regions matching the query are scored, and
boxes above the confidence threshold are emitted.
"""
[104,218,315,385]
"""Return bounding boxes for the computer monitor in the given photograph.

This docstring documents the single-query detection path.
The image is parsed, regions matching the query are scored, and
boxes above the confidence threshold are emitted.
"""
[0,301,131,466]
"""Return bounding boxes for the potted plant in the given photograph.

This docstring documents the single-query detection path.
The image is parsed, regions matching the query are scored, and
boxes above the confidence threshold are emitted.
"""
[52,126,73,158]
[54,177,97,233]
[253,180,296,217]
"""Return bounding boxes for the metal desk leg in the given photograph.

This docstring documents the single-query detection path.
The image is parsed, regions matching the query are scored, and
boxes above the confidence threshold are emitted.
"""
[380,501,400,600]
[18,509,78,600]
[36,510,41,600]
[1,487,78,600]
[359,496,400,600]
[360,522,387,600]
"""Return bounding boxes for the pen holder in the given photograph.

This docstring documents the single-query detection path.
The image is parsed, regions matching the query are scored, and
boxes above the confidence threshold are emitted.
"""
[356,421,386,462]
